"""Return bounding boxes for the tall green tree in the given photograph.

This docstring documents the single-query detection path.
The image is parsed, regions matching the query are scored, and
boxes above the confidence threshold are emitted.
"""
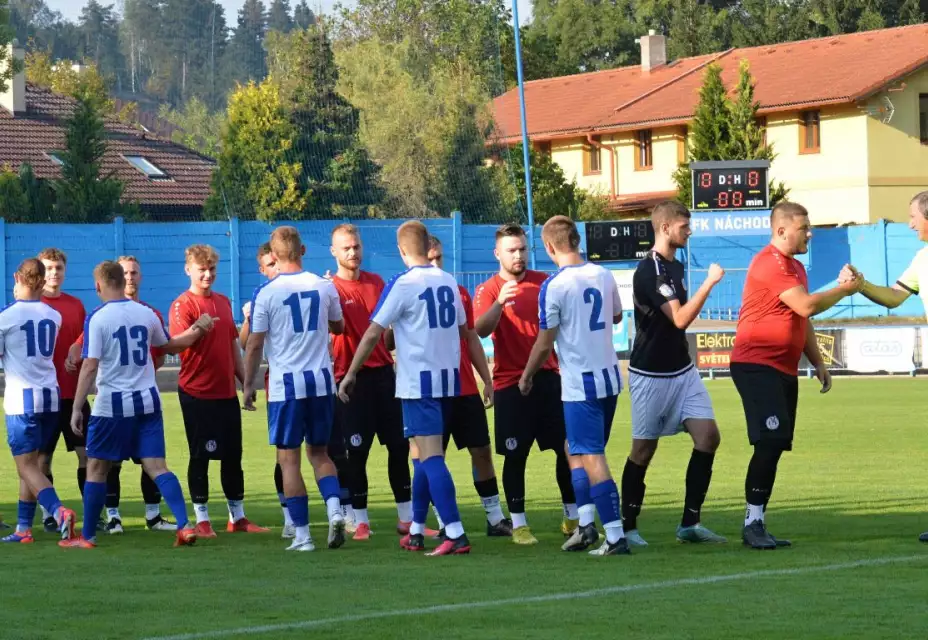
[731,0,817,47]
[205,80,305,221]
[809,0,886,34]
[0,0,17,95]
[52,87,136,222]
[267,0,294,33]
[267,27,383,217]
[158,96,223,157]
[224,0,267,86]
[76,1,124,90]
[293,0,315,28]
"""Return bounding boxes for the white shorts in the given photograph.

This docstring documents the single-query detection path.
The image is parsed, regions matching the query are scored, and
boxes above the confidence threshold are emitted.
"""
[629,365,715,440]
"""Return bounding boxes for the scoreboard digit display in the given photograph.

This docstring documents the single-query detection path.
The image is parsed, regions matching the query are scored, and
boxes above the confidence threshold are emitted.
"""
[691,160,770,211]
[586,220,654,262]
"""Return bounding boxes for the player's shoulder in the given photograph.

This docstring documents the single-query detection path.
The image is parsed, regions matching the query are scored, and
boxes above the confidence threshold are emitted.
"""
[361,270,386,287]
[140,301,165,321]
[910,245,928,267]
[58,291,84,307]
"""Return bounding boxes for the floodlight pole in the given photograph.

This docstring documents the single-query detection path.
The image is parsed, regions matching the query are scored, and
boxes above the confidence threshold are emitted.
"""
[512,0,537,269]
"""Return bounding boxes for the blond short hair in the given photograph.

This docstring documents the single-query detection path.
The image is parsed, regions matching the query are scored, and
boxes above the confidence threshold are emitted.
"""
[94,261,126,289]
[270,226,303,262]
[542,215,581,252]
[16,258,46,290]
[38,248,67,264]
[331,223,360,240]
[397,221,429,257]
[185,244,219,267]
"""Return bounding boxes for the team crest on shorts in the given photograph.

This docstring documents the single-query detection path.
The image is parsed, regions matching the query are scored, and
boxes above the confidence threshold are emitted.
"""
[206,439,218,452]
[350,433,362,447]
[765,416,779,431]
[505,437,518,451]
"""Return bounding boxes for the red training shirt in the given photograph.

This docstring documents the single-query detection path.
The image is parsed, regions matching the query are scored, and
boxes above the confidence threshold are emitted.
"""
[170,290,238,399]
[474,271,558,391]
[458,285,479,397]
[331,271,394,380]
[730,245,809,376]
[74,301,166,369]
[41,292,85,399]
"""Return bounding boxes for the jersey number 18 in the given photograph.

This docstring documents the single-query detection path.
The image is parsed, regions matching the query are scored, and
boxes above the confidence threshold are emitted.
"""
[419,286,455,329]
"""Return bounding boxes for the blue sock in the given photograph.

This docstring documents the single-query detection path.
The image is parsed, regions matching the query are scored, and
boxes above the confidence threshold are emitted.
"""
[36,487,62,519]
[317,475,340,503]
[18,501,37,529]
[590,480,621,525]
[82,481,107,539]
[286,495,309,527]
[411,459,430,525]
[154,472,190,530]
[339,487,351,504]
[571,468,592,508]
[421,456,460,526]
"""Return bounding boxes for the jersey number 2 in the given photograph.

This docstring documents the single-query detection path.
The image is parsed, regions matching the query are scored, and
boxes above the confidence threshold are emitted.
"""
[583,288,606,331]
[20,319,56,357]
[419,286,455,329]
[113,326,149,366]
[283,291,320,333]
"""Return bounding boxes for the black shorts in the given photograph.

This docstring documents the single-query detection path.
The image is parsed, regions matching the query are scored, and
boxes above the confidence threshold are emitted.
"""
[178,388,243,460]
[42,399,90,454]
[494,369,566,457]
[443,394,491,451]
[335,365,405,454]
[730,362,799,451]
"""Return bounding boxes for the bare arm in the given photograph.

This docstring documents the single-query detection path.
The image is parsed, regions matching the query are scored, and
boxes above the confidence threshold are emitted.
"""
[462,326,491,388]
[153,353,166,370]
[232,339,245,385]
[803,323,824,368]
[521,328,557,385]
[71,358,98,435]
[346,323,386,378]
[857,280,911,309]
[329,319,345,336]
[239,317,250,348]
[475,302,504,339]
[384,327,395,352]
[658,267,722,330]
[779,283,854,319]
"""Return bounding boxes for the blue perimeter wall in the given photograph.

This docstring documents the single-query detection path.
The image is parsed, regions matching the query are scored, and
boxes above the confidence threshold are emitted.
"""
[1,213,923,322]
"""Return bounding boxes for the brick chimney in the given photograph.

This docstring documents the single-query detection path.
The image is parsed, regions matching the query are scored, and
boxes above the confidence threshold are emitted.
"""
[1,41,26,115]
[638,30,667,74]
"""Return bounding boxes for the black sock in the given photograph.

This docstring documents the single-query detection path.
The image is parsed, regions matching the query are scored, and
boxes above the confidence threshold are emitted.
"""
[187,458,210,504]
[220,458,245,502]
[554,449,575,505]
[502,454,528,514]
[105,464,122,509]
[745,445,783,512]
[348,445,371,510]
[682,449,715,527]
[331,453,352,506]
[387,445,411,504]
[621,458,648,531]
[274,463,285,505]
[77,467,87,497]
[141,470,162,505]
[473,477,499,499]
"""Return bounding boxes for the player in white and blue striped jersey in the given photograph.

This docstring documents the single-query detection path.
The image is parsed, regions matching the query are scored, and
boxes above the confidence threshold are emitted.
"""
[1,259,77,545]
[61,261,212,549]
[242,226,347,552]
[339,221,487,556]
[520,216,630,557]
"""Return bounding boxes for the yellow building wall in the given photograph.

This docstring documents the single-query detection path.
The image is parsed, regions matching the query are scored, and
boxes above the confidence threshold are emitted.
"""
[865,68,928,222]
[612,127,680,196]
[549,138,613,195]
[765,107,870,226]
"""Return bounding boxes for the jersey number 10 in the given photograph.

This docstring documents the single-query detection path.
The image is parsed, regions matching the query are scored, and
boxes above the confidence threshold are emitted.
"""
[419,286,456,329]
[20,319,57,357]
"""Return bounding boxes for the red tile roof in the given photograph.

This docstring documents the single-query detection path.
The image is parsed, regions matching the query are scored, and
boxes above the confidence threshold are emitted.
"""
[493,24,928,143]
[0,84,215,215]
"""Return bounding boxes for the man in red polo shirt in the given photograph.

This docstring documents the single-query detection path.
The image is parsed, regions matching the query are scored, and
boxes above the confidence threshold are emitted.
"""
[171,244,267,537]
[425,236,509,539]
[65,256,175,533]
[37,247,89,532]
[328,224,411,540]
[474,224,576,545]
[731,202,858,550]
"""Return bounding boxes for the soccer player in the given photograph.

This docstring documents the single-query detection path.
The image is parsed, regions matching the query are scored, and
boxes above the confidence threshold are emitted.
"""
[329,224,414,540]
[427,236,511,538]
[37,248,88,532]
[520,216,629,556]
[731,202,858,550]
[339,221,483,556]
[65,256,176,533]
[474,224,577,544]
[242,226,347,552]
[1,258,77,545]
[240,242,296,538]
[622,201,726,546]
[171,244,268,537]
[60,261,212,548]
[836,190,928,543]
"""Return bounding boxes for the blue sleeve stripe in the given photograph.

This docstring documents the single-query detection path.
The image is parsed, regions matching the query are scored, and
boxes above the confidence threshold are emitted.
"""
[371,269,409,320]
[80,307,98,359]
[538,272,559,330]
[249,279,275,334]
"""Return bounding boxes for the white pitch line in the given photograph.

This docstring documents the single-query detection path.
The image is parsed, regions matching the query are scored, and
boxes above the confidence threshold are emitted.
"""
[145,554,926,640]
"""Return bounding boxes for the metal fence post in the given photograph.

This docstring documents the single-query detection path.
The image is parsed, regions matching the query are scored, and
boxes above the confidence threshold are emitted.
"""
[452,210,462,277]
[114,216,124,258]
[230,217,241,323]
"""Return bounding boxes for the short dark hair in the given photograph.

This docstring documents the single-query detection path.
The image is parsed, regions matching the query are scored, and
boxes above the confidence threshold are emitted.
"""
[94,261,126,289]
[651,200,691,231]
[911,191,928,219]
[495,223,525,242]
[771,201,809,224]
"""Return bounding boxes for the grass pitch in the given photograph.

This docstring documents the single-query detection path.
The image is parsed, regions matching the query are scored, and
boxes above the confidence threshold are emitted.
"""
[2,378,927,639]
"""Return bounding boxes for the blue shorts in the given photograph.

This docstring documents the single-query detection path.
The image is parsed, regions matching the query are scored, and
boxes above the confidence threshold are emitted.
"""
[563,396,619,455]
[86,412,166,462]
[6,413,58,456]
[268,396,335,449]
[401,398,450,439]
